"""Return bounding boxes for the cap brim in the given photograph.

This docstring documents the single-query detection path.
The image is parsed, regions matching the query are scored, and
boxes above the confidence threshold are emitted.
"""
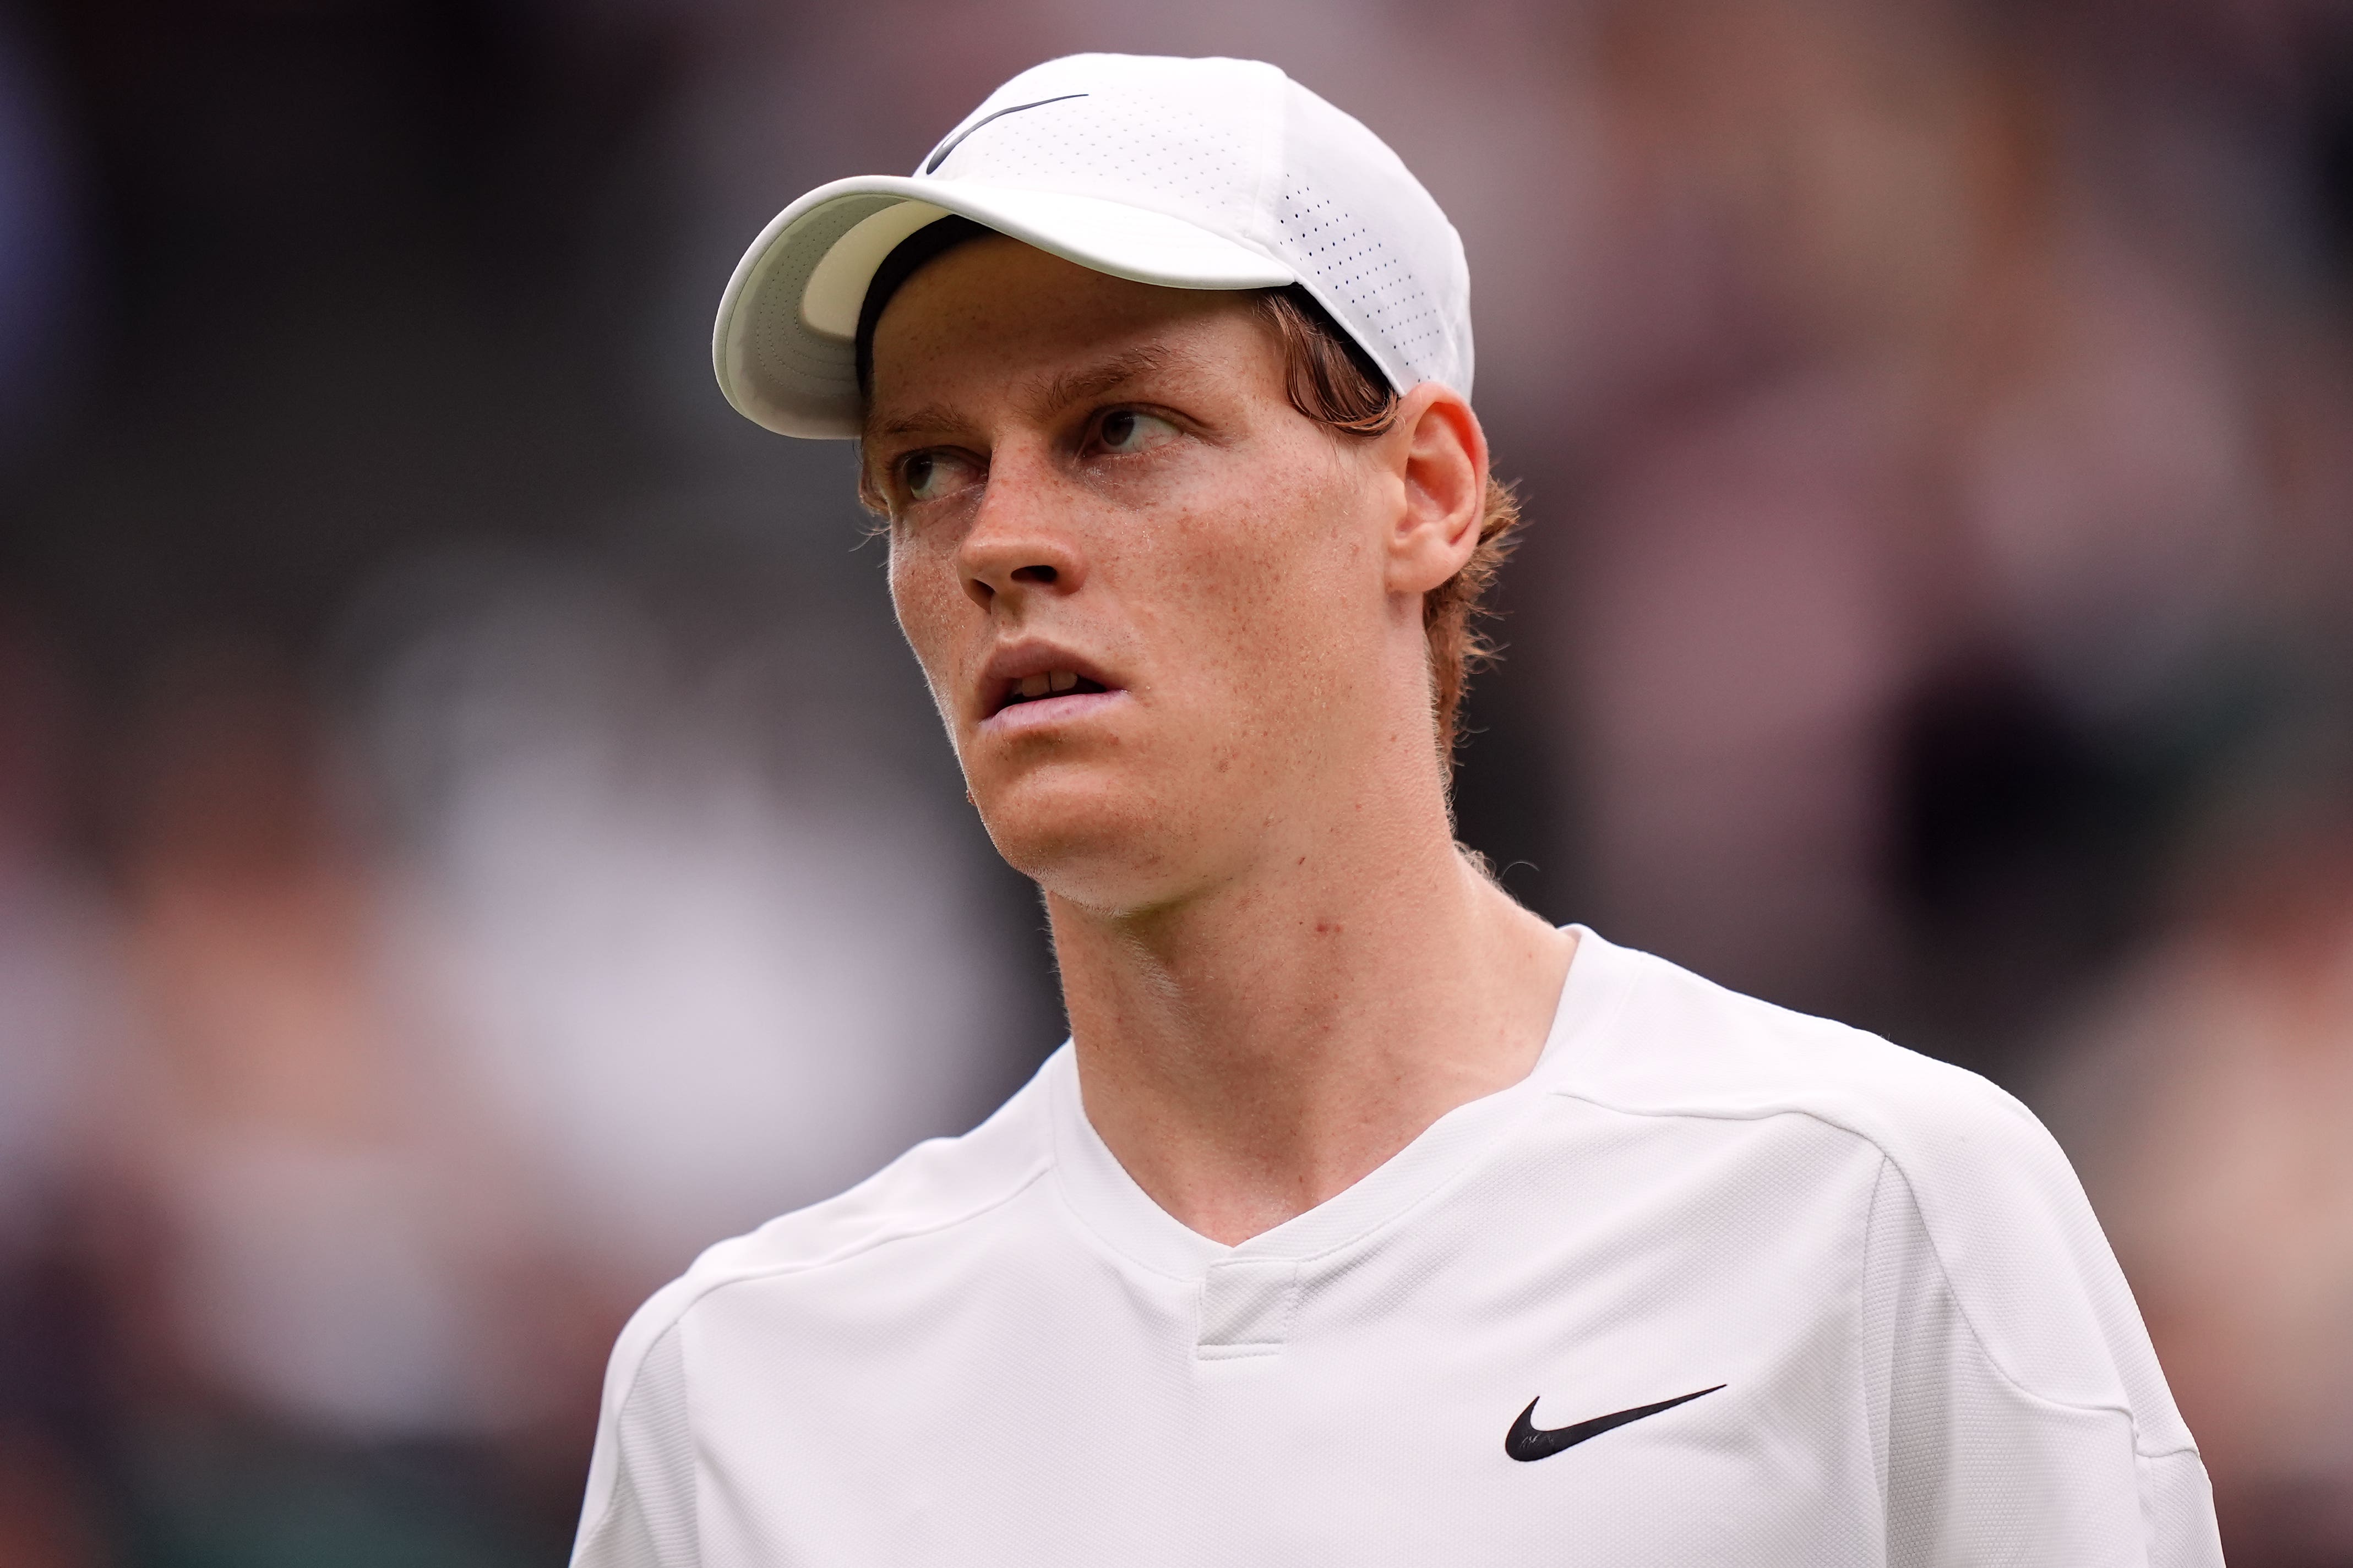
[713,176,1297,439]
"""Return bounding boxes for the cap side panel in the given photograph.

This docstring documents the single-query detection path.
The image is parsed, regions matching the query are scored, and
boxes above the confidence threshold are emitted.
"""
[713,54,1475,439]
[1276,80,1474,399]
[1271,175,1426,396]
[1236,62,1287,259]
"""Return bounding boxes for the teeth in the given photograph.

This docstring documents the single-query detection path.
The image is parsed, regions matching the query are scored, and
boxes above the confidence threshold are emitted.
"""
[1006,670,1092,706]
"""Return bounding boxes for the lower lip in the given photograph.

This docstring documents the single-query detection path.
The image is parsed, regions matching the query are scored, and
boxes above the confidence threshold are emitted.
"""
[981,688,1127,735]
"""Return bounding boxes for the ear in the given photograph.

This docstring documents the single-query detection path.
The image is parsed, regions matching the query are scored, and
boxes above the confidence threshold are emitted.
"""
[1381,384,1487,598]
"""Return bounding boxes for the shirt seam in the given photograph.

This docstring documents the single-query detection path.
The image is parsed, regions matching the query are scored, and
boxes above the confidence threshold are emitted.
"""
[702,1156,1053,1298]
[576,1154,1056,1557]
[1874,1149,2191,1459]
[615,1155,1056,1402]
[1545,1090,2158,1438]
[1858,1151,1892,1517]
[2134,1441,2205,1462]
[578,1319,692,1564]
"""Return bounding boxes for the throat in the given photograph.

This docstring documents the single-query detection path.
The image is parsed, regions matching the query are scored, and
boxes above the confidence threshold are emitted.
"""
[1050,866,1578,1245]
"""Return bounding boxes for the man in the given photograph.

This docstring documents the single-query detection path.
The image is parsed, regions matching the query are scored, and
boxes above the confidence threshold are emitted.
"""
[574,54,2223,1566]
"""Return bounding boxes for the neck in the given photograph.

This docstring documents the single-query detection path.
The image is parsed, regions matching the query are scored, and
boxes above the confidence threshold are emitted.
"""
[1048,782,1574,1246]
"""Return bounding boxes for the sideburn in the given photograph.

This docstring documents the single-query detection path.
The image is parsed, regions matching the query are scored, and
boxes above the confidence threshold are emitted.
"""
[1251,287,1521,775]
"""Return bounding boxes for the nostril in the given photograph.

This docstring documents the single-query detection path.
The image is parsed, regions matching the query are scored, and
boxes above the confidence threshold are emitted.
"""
[1011,564,1058,585]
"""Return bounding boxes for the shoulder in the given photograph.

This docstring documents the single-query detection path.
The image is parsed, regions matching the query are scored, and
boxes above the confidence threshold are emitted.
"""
[1563,932,2043,1166]
[600,1050,1060,1400]
[1562,933,2180,1428]
[572,1056,1061,1562]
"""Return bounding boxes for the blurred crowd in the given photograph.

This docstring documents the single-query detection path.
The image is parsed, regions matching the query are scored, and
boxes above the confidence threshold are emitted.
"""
[0,0,2349,1562]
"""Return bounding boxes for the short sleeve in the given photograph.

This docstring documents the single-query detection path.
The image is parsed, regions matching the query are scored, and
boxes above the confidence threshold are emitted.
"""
[1860,1154,2225,1567]
[572,1319,700,1568]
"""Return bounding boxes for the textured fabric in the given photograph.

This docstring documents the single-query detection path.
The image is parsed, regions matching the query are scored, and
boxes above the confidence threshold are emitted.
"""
[571,927,2223,1567]
[579,1323,695,1568]
[711,53,1474,438]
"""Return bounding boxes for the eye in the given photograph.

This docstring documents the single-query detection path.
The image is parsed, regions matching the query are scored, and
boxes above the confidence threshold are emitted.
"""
[1096,409,1179,456]
[896,450,978,503]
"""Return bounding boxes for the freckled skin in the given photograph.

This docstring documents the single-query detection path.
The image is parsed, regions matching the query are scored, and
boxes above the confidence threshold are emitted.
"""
[864,238,1573,1244]
[869,240,1419,914]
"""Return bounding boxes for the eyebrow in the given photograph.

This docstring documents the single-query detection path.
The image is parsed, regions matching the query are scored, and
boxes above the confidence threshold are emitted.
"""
[863,342,1198,443]
[1021,345,1183,422]
[867,401,963,441]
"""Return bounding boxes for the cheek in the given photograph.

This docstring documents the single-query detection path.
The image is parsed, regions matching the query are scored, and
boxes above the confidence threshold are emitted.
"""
[1141,455,1380,689]
[887,534,969,698]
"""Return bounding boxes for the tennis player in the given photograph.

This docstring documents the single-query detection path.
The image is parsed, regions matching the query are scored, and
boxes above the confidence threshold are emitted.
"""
[573,54,2224,1566]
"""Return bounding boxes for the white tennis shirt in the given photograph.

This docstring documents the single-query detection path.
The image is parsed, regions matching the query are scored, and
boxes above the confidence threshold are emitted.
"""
[572,927,2224,1566]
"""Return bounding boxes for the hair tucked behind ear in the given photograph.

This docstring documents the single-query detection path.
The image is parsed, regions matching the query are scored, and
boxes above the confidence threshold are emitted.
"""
[1252,286,1523,776]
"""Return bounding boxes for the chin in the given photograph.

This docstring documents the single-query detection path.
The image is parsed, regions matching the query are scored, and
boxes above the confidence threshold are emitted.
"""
[976,766,1211,914]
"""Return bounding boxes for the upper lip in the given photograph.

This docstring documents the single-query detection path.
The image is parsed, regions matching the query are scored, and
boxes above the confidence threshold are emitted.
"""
[977,642,1121,718]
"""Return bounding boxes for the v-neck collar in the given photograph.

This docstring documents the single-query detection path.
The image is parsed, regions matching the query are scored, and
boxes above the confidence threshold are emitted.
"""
[1045,925,1639,1280]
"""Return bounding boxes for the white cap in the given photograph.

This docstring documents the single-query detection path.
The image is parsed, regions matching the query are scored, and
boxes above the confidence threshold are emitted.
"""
[712,53,1474,438]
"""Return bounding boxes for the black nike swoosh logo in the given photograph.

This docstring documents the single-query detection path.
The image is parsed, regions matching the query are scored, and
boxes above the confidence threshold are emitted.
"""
[1505,1384,1725,1462]
[923,94,1088,174]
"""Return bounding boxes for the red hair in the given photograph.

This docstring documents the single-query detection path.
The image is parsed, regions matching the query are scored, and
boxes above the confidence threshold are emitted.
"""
[1252,287,1523,773]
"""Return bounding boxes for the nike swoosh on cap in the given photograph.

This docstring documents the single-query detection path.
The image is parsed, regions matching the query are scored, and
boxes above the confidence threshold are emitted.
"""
[1505,1385,1725,1463]
[923,94,1088,174]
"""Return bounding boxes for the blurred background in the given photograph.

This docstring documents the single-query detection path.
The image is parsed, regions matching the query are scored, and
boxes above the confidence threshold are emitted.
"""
[0,0,2347,1561]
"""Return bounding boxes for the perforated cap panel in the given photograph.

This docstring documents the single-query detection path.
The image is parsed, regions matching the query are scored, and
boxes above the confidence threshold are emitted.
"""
[1273,175,1448,388]
[712,54,1474,438]
[923,76,1273,238]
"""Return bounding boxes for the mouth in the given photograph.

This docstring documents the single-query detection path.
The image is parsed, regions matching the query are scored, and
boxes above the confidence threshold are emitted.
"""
[996,670,1110,712]
[979,648,1125,724]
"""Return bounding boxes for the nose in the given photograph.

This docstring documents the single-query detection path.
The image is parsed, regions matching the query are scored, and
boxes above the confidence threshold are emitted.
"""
[957,459,1086,613]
